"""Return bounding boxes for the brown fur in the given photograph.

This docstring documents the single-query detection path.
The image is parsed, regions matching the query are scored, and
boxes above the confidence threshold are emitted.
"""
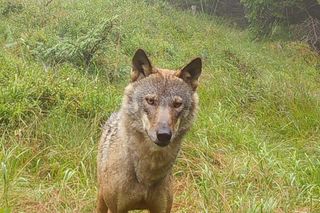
[97,49,202,213]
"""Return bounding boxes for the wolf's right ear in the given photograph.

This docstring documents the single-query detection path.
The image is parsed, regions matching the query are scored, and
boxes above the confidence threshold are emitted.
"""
[131,49,153,82]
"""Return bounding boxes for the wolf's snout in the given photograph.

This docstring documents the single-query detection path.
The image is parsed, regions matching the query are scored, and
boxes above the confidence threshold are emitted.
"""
[155,127,172,147]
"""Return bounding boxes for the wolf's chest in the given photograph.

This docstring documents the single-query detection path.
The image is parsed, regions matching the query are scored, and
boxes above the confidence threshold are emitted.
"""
[132,151,174,184]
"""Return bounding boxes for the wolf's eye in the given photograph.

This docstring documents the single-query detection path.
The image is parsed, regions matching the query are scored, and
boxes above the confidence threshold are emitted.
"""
[173,96,183,108]
[146,97,155,106]
[173,101,182,108]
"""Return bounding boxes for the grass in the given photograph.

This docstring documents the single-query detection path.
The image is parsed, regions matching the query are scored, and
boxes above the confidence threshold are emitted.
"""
[1,0,320,212]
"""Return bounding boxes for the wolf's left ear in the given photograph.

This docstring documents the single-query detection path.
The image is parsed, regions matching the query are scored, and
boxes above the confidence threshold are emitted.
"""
[131,49,153,82]
[177,58,202,91]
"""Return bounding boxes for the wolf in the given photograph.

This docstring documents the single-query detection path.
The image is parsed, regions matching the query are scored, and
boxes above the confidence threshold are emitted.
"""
[97,49,202,213]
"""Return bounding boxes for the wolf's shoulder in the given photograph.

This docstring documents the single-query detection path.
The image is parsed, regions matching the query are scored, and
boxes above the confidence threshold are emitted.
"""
[102,112,120,130]
[101,112,120,138]
[99,111,120,147]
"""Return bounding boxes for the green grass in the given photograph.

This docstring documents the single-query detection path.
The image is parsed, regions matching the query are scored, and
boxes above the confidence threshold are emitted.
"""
[1,0,320,212]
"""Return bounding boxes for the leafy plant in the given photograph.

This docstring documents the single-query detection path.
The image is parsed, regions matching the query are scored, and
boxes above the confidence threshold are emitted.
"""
[1,2,23,17]
[28,16,118,70]
[241,0,303,38]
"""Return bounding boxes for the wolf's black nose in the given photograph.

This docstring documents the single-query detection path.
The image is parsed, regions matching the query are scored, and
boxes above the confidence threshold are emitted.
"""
[157,132,172,142]
[156,129,172,146]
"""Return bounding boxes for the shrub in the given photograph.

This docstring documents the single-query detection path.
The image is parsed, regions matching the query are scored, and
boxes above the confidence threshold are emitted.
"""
[240,0,303,38]
[241,0,320,38]
[0,2,23,17]
[27,16,118,71]
[163,0,247,26]
[293,17,320,53]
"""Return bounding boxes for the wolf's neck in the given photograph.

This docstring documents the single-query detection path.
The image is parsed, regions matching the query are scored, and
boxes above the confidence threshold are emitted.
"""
[130,143,178,185]
[123,128,180,184]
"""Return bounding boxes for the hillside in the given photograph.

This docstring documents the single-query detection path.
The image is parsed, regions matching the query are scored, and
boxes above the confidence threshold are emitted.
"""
[1,0,320,212]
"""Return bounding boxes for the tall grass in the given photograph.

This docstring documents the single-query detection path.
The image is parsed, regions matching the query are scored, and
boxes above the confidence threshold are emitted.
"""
[1,0,320,212]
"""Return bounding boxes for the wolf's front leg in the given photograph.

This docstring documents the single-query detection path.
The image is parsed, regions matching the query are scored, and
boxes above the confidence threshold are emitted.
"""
[97,192,108,213]
[107,210,127,213]
[148,193,173,213]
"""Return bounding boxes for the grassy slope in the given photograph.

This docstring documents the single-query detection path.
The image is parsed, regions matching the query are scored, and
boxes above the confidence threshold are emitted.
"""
[1,0,320,212]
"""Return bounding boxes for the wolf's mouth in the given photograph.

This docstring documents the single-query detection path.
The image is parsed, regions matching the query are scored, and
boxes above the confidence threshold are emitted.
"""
[154,139,170,147]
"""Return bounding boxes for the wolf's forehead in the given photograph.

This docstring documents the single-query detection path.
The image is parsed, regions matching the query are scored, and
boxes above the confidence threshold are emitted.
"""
[155,68,176,75]
[137,73,191,98]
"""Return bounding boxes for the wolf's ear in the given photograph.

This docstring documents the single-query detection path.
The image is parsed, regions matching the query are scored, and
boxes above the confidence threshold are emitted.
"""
[131,49,153,82]
[177,58,202,91]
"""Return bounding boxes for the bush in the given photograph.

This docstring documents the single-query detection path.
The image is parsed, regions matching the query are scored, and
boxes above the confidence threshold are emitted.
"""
[241,0,303,38]
[241,0,320,39]
[163,0,247,26]
[0,2,23,17]
[27,16,118,71]
[293,17,320,53]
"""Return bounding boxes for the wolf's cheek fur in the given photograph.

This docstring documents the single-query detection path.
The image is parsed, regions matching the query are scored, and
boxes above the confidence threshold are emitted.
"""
[174,118,181,132]
[141,113,150,130]
[171,117,181,140]
[141,113,157,142]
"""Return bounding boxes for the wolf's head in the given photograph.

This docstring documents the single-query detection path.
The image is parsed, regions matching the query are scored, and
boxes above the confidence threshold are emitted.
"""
[122,49,202,147]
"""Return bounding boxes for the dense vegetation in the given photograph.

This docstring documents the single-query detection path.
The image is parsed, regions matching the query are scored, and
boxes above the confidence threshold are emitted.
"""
[166,0,320,53]
[1,0,320,212]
